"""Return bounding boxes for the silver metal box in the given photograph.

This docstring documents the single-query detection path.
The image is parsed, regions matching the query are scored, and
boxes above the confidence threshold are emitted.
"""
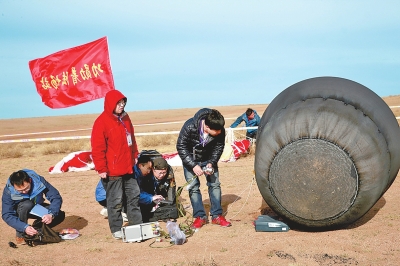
[121,222,160,243]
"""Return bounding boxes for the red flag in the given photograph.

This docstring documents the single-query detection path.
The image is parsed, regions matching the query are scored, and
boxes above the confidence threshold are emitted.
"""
[29,36,115,109]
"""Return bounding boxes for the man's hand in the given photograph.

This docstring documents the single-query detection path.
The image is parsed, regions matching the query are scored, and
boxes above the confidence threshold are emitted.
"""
[98,172,107,179]
[42,214,53,224]
[193,165,203,176]
[25,225,38,236]
[152,195,164,203]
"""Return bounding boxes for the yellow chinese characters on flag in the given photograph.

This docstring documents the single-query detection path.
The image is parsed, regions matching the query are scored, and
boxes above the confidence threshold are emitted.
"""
[29,36,115,108]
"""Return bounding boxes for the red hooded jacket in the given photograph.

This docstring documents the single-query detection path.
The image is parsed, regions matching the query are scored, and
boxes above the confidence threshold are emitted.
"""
[91,90,138,176]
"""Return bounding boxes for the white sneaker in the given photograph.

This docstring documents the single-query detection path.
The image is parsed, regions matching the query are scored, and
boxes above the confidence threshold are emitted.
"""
[112,231,123,239]
[122,212,128,222]
[100,207,108,217]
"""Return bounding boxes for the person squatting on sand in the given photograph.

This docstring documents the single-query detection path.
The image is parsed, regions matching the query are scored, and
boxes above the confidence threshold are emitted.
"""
[176,108,231,229]
[2,169,65,245]
[137,157,177,222]
[91,89,142,239]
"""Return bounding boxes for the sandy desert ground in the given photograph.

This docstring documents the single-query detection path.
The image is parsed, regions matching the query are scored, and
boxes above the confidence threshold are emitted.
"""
[0,97,399,266]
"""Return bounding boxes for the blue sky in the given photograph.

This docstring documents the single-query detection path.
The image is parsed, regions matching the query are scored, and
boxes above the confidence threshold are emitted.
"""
[1,1,399,119]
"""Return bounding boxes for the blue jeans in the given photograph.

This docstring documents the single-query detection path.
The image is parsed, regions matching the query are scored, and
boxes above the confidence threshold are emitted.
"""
[183,165,222,219]
[102,174,142,233]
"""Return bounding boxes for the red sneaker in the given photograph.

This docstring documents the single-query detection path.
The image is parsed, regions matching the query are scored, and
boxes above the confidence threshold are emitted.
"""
[211,215,231,227]
[191,217,208,229]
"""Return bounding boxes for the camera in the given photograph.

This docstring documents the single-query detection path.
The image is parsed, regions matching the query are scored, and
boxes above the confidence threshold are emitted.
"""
[202,166,214,175]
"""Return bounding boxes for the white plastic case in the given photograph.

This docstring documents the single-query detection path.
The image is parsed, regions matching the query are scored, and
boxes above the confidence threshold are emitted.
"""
[121,222,160,243]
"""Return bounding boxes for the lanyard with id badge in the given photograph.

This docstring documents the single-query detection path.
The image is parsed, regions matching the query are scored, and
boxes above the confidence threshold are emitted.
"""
[118,116,132,146]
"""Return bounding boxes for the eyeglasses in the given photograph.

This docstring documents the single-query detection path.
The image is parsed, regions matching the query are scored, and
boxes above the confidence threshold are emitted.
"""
[153,169,167,177]
[15,183,31,193]
[117,100,126,107]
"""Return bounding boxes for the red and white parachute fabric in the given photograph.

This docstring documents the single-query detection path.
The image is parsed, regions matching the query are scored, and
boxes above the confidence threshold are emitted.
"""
[49,151,94,174]
[162,152,183,166]
[47,128,251,174]
[231,139,251,160]
[220,128,251,162]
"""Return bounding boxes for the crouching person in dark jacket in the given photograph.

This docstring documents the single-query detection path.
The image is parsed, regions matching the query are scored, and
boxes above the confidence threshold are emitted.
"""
[138,157,177,222]
[2,169,65,245]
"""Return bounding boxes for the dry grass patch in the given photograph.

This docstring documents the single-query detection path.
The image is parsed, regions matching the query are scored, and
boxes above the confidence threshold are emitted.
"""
[0,132,256,160]
[0,139,91,159]
[40,139,91,155]
[0,135,181,160]
[136,134,178,152]
[137,134,178,147]
[0,143,24,159]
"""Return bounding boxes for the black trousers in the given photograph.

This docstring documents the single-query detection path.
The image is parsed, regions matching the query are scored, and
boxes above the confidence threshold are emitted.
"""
[15,200,65,237]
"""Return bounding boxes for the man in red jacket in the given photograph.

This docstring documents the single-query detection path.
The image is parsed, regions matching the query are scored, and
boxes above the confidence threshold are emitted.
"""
[91,90,142,239]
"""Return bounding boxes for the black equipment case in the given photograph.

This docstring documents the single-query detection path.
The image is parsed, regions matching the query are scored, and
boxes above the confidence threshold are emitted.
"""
[254,215,290,232]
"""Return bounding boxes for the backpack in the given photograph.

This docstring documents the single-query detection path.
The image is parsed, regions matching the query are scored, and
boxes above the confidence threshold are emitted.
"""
[23,218,62,246]
[149,203,179,222]
[139,150,163,160]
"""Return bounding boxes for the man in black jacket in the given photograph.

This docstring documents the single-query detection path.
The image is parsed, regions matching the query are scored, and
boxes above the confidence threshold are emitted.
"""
[176,108,231,229]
